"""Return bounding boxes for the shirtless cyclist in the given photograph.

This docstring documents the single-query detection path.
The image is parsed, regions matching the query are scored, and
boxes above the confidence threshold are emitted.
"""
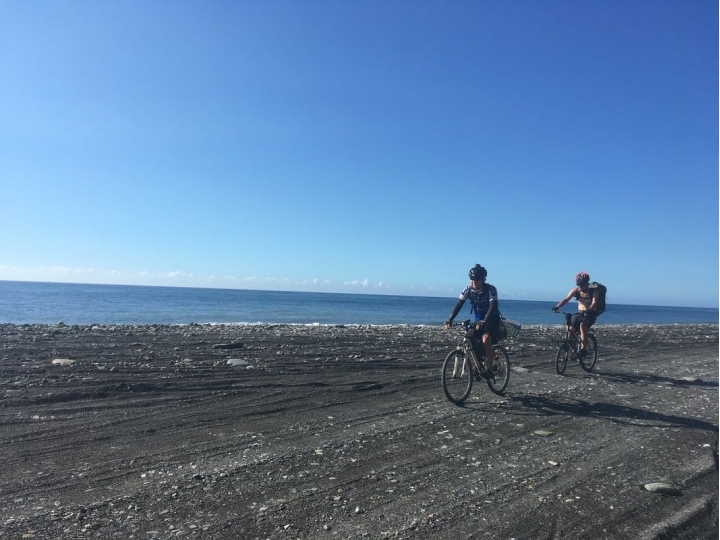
[552,272,599,356]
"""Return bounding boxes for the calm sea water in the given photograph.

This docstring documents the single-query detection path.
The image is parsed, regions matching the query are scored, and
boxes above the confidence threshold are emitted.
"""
[0,281,717,326]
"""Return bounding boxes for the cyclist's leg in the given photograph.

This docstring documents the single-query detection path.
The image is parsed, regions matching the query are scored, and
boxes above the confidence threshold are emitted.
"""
[467,328,483,358]
[569,313,583,351]
[481,332,495,372]
[481,317,500,373]
[579,312,597,353]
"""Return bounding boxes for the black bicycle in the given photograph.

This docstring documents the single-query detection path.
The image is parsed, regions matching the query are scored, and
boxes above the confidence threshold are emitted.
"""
[553,311,598,375]
[441,319,519,404]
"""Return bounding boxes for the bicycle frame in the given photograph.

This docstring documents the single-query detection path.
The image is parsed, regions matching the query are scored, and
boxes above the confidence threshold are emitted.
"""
[454,324,486,374]
[553,312,598,374]
[441,320,511,404]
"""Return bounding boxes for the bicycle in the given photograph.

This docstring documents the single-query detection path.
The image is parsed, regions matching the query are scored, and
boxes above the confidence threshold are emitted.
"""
[552,311,598,375]
[441,319,518,404]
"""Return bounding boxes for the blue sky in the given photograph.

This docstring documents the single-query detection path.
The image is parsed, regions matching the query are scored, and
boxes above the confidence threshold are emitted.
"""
[1,1,718,308]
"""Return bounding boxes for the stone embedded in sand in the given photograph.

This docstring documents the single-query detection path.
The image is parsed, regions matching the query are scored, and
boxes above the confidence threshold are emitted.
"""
[213,343,244,350]
[52,359,75,366]
[534,430,553,437]
[644,483,681,495]
[226,359,249,366]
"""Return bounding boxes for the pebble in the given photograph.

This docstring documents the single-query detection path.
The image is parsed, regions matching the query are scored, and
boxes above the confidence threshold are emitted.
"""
[213,343,244,350]
[52,359,75,366]
[643,483,681,495]
[226,359,249,366]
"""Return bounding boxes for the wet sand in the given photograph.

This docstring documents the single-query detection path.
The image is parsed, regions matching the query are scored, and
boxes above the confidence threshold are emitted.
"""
[0,322,717,539]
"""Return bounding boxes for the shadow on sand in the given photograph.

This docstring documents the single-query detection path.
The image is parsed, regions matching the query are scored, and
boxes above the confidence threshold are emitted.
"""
[496,392,718,433]
[594,370,718,389]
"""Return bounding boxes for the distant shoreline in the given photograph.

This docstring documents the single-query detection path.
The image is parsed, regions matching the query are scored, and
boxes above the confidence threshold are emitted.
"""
[1,322,718,332]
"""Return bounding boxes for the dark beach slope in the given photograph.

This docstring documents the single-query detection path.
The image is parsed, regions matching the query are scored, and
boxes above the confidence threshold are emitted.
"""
[0,323,717,539]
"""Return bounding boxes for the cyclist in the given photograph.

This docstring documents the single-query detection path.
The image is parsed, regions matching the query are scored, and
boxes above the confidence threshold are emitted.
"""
[444,264,500,379]
[552,271,599,356]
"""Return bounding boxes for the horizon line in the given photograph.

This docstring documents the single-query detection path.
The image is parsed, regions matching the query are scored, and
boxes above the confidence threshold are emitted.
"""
[0,278,717,312]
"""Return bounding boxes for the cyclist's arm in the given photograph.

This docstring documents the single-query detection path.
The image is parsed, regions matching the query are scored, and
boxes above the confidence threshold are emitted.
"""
[484,300,497,321]
[553,288,578,311]
[477,301,497,331]
[445,298,465,325]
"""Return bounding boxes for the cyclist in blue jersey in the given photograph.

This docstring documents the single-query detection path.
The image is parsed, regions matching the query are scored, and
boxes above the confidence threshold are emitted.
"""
[444,264,500,379]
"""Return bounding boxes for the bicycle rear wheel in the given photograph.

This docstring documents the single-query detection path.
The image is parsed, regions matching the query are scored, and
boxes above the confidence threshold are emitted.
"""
[487,345,510,395]
[555,342,569,375]
[580,334,598,372]
[442,349,473,405]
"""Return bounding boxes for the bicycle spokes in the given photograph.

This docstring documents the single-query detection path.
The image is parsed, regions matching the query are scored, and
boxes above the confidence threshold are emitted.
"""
[442,349,473,404]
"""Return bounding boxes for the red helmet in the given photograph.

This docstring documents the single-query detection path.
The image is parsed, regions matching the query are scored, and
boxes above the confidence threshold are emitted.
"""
[575,272,590,286]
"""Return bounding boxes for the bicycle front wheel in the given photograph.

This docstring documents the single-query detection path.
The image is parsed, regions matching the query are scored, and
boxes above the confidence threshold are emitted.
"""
[442,349,473,405]
[487,345,510,395]
[555,342,569,375]
[580,334,598,372]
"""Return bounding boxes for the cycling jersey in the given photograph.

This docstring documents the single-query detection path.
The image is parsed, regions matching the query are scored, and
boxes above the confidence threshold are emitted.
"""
[458,283,498,321]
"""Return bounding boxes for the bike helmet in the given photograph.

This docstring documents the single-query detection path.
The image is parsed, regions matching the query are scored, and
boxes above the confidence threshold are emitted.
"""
[575,272,590,286]
[469,264,487,280]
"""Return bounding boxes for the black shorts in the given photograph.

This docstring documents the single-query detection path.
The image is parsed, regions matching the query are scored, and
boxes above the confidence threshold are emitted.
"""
[467,316,501,344]
[571,312,596,332]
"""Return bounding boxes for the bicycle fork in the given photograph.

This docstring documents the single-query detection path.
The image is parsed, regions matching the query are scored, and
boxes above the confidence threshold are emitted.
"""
[452,346,484,379]
[452,347,471,377]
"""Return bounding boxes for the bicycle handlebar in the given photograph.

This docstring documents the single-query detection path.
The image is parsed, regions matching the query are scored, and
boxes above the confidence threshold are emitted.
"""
[555,310,592,318]
[446,319,474,329]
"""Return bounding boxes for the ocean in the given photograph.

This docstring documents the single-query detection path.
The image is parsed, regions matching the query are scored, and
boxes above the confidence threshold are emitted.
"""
[0,280,716,326]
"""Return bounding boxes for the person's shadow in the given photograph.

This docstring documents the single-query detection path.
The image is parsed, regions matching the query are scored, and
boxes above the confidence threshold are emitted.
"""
[501,392,718,433]
[595,369,718,389]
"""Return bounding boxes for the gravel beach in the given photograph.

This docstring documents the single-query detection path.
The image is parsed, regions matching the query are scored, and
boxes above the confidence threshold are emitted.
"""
[1,322,717,539]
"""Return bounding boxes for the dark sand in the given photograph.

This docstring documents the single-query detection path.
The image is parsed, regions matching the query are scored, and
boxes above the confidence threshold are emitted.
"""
[0,322,717,539]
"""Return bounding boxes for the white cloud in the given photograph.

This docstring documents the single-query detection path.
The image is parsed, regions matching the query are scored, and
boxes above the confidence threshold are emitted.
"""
[166,271,194,279]
[343,279,388,290]
[0,264,396,295]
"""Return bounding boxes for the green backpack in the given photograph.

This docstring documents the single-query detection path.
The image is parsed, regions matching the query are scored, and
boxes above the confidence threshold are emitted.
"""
[588,282,607,315]
[575,281,607,315]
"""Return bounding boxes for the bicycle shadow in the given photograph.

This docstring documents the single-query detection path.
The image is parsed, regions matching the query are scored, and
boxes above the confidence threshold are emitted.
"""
[498,393,718,433]
[594,370,718,389]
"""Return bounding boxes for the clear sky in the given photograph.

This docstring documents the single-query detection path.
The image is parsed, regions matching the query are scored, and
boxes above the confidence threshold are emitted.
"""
[1,1,718,308]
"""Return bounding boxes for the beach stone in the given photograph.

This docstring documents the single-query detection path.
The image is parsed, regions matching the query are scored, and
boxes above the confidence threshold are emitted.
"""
[52,359,75,366]
[213,343,244,350]
[644,483,681,495]
[226,359,249,366]
[533,430,553,437]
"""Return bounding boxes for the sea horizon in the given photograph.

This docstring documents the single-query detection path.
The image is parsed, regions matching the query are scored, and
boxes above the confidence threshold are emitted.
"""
[0,278,716,311]
[0,280,717,327]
